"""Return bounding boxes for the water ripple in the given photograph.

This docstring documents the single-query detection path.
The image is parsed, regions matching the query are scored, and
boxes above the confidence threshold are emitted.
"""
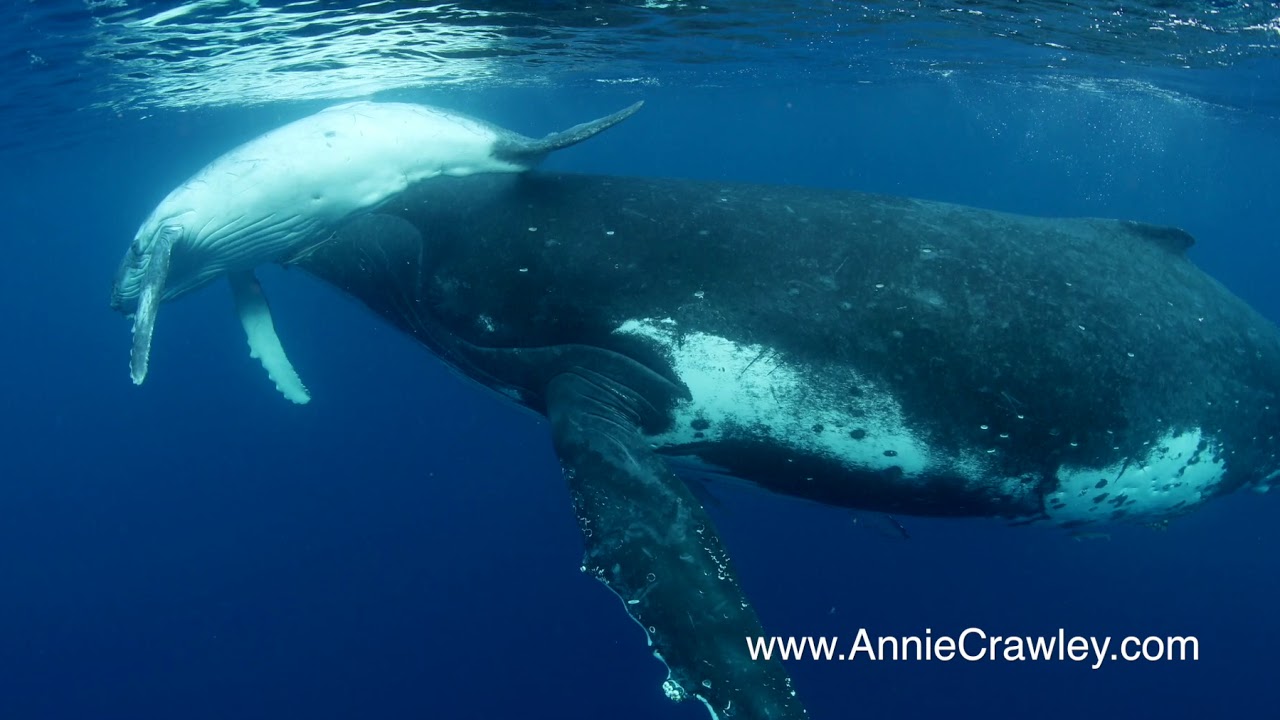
[0,0,1277,152]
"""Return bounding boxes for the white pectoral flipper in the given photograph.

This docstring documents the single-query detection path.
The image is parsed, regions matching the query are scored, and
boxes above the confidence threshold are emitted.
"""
[129,227,177,386]
[228,271,311,404]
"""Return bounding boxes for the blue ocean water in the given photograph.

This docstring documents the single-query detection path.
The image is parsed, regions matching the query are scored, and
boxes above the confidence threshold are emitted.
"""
[1,2,1278,718]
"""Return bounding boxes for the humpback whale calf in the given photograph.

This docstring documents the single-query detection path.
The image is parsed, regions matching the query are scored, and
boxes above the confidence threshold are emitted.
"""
[287,172,1280,719]
[108,100,642,403]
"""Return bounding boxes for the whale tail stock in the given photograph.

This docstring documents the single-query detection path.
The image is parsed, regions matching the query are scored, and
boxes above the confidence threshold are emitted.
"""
[495,100,644,166]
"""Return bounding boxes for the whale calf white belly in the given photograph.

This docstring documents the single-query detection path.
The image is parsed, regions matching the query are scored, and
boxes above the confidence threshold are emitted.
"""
[109,99,643,403]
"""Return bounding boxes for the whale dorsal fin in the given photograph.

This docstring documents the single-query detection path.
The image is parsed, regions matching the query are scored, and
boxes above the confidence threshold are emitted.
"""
[1121,220,1196,255]
[494,101,643,167]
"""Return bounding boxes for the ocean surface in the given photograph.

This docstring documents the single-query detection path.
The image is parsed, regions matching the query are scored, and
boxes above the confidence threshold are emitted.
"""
[2,1,1278,718]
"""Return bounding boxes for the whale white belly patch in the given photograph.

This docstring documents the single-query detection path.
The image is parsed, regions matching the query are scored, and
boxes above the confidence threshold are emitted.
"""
[614,317,1229,526]
[1044,428,1224,525]
[613,317,932,475]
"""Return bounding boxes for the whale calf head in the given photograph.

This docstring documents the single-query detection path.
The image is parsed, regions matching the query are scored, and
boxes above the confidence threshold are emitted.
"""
[108,178,319,388]
[110,214,185,386]
[110,205,198,315]
[109,99,643,398]
[109,231,154,315]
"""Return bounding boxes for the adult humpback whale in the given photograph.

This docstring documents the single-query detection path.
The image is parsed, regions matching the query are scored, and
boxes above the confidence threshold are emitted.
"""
[291,172,1280,718]
[108,100,642,403]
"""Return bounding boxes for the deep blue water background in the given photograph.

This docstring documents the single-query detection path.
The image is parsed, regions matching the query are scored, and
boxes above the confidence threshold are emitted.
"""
[2,53,1279,720]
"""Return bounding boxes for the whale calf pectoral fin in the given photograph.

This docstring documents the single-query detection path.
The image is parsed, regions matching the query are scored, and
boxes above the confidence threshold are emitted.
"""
[129,227,177,385]
[495,101,644,167]
[545,368,807,720]
[228,271,311,405]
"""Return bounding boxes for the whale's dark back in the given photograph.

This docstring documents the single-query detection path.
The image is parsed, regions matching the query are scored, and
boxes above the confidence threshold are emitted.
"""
[299,172,1280,513]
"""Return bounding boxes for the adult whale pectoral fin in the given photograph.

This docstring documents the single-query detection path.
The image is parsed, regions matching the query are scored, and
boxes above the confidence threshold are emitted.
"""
[495,101,644,167]
[228,271,311,405]
[546,369,807,720]
[129,227,177,385]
